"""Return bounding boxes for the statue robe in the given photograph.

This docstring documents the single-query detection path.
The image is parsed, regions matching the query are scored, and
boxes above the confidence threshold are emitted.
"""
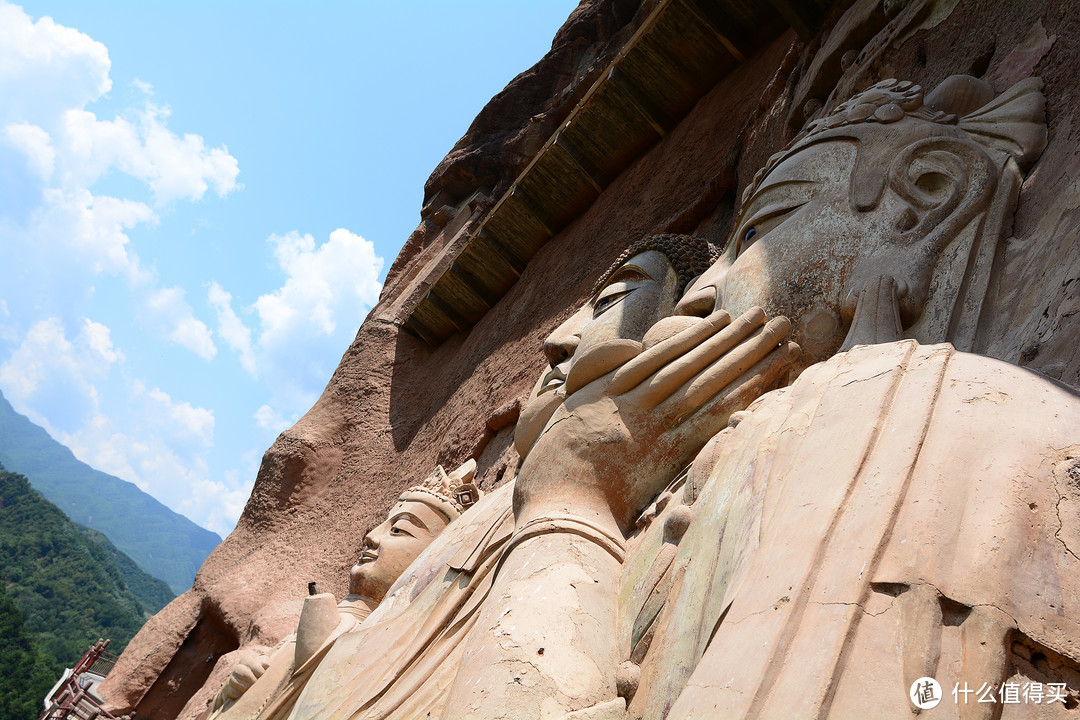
[210,598,370,720]
[625,340,1080,719]
[291,340,1080,719]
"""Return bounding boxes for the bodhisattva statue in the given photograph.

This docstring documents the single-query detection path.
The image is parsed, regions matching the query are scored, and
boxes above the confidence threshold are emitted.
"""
[287,234,798,719]
[208,460,480,720]
[290,74,1071,720]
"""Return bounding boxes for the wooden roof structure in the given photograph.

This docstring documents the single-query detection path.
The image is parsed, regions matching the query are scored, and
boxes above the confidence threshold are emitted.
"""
[403,0,826,345]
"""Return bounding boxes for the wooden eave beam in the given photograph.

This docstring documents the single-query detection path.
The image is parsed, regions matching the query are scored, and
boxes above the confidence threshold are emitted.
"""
[402,0,824,345]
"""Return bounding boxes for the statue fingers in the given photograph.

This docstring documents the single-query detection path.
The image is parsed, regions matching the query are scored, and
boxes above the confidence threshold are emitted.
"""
[231,661,263,691]
[632,313,786,411]
[656,327,798,431]
[608,308,736,395]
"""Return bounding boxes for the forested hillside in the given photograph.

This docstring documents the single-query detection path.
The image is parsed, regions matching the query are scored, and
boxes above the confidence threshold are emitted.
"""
[0,390,220,593]
[77,526,175,615]
[0,583,59,720]
[0,469,165,666]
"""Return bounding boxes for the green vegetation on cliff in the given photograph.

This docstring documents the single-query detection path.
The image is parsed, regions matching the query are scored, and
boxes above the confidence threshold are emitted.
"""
[0,390,221,593]
[0,582,60,720]
[76,525,175,615]
[0,470,161,667]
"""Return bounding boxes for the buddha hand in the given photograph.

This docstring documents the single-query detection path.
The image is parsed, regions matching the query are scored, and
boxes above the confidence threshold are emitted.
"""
[515,306,799,537]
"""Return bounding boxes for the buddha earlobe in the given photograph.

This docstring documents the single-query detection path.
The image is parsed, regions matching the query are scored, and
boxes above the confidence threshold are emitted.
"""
[840,275,907,352]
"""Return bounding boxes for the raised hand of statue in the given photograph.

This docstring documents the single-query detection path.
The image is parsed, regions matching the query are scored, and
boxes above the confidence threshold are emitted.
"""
[215,648,272,707]
[515,306,799,537]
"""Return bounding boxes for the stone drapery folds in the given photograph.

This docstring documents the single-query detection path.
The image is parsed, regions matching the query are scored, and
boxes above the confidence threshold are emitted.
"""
[276,74,1072,720]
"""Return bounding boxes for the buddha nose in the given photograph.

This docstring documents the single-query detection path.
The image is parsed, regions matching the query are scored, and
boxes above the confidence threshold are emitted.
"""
[675,285,717,318]
[543,332,579,368]
[676,257,729,316]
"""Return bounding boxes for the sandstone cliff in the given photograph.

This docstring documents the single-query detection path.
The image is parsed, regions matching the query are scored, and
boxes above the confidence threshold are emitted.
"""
[99,0,1080,717]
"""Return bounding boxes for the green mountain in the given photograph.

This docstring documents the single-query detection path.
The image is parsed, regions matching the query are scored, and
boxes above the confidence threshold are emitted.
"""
[0,390,221,593]
[76,525,175,615]
[0,470,155,666]
[0,582,60,720]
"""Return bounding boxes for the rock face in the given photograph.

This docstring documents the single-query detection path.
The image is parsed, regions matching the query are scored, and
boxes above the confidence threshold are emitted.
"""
[100,0,1080,718]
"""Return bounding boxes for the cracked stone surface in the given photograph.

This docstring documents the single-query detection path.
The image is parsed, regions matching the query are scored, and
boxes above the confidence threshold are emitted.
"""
[97,0,1080,716]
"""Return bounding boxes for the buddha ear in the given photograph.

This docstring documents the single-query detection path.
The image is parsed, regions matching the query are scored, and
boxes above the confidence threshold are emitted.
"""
[845,136,997,334]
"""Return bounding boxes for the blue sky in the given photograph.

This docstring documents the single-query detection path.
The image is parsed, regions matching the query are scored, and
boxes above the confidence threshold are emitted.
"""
[0,1,579,536]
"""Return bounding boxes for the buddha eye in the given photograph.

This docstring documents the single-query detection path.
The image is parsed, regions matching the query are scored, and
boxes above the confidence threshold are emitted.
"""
[735,199,811,255]
[592,288,633,318]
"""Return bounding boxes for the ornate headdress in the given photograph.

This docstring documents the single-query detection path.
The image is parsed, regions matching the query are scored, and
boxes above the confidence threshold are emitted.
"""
[738,75,1047,351]
[399,459,481,523]
[743,75,1046,211]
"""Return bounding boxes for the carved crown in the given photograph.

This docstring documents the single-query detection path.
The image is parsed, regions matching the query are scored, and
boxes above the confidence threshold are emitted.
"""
[742,75,1047,209]
[404,459,480,519]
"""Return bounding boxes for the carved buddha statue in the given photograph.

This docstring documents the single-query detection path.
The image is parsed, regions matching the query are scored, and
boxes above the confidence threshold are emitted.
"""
[290,74,1069,720]
[208,459,480,720]
[286,232,793,720]
[617,75,1065,719]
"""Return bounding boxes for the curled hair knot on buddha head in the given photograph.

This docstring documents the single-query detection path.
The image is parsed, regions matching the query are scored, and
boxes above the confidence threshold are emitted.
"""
[592,234,718,300]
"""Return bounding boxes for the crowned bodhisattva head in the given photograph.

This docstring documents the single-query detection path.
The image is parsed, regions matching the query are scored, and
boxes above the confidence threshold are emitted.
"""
[349,459,480,603]
[680,75,1047,368]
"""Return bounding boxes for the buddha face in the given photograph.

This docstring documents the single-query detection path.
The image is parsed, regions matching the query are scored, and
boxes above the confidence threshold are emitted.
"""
[555,250,680,390]
[349,498,450,602]
[683,140,911,366]
[514,249,680,457]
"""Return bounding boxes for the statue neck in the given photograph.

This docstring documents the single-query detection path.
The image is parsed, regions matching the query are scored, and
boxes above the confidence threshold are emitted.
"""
[338,593,378,623]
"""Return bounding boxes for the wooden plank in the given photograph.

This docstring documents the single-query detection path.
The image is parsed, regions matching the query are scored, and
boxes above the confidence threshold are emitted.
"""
[560,79,663,179]
[431,265,491,325]
[483,189,553,263]
[516,143,601,228]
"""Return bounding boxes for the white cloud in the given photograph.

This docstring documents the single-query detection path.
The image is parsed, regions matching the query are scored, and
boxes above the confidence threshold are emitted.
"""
[0,3,249,536]
[171,316,217,361]
[0,317,119,435]
[254,403,290,434]
[4,122,54,180]
[59,104,239,206]
[248,228,382,411]
[208,282,257,376]
[181,474,254,538]
[82,318,122,364]
[0,2,111,128]
[145,286,217,360]
[139,384,215,450]
[0,1,236,356]
[29,187,157,275]
[206,228,382,426]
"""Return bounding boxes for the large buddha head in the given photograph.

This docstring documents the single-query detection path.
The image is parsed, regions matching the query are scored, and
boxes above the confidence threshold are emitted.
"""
[349,459,480,603]
[514,233,716,458]
[682,75,1047,368]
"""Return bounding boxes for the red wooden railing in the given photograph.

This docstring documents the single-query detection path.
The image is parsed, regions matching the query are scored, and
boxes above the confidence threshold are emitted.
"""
[38,639,121,720]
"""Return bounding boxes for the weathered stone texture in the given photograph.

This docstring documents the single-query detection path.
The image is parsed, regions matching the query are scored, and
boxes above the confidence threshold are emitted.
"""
[99,0,1080,716]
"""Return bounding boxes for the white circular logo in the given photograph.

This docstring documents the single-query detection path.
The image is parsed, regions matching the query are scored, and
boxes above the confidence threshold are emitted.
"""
[910,677,942,709]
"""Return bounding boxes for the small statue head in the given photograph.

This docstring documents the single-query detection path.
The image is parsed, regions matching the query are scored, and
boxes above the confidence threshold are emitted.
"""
[514,234,715,458]
[682,75,1047,367]
[349,459,480,602]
